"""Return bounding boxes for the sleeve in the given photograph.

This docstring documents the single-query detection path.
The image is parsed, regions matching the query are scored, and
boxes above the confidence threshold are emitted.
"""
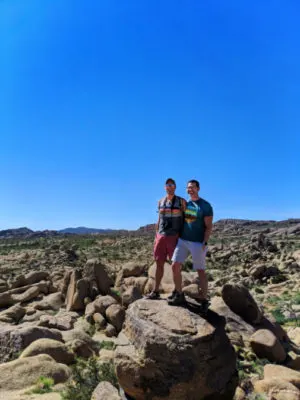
[204,203,213,217]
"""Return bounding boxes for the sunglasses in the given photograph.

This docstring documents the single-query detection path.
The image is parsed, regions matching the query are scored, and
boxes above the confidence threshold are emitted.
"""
[165,183,175,187]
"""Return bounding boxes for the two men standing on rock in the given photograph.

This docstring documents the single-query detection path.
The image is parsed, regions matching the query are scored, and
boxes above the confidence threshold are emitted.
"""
[146,178,213,307]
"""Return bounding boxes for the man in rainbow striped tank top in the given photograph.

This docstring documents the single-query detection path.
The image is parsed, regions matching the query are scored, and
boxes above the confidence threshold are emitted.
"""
[145,178,186,300]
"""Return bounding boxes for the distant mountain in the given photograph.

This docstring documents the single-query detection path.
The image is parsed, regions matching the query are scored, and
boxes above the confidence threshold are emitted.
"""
[0,227,34,239]
[59,227,115,234]
[0,227,59,239]
[137,224,156,233]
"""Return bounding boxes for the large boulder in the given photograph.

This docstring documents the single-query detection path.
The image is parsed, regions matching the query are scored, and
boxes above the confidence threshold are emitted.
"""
[0,304,26,323]
[264,364,300,389]
[20,338,75,364]
[39,311,77,331]
[34,292,63,311]
[115,262,146,289]
[85,295,118,321]
[146,262,174,293]
[249,264,267,280]
[0,325,63,362]
[9,281,50,296]
[288,328,300,346]
[65,270,89,311]
[209,296,255,346]
[0,354,70,390]
[122,277,148,293]
[0,291,14,308]
[84,259,113,296]
[11,286,40,303]
[253,378,300,400]
[121,286,142,307]
[61,269,72,298]
[0,279,8,293]
[24,271,50,285]
[250,329,286,362]
[222,284,263,324]
[114,299,238,400]
[62,328,98,351]
[10,271,49,289]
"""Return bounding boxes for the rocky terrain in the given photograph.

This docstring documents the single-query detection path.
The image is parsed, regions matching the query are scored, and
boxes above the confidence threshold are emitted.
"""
[0,218,300,399]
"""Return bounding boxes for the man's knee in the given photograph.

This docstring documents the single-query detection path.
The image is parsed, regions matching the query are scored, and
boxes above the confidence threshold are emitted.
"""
[172,262,181,272]
[156,261,165,270]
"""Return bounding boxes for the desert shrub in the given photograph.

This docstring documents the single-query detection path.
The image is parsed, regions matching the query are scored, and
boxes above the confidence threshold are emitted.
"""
[99,340,116,350]
[61,357,118,400]
[271,308,286,324]
[31,376,54,394]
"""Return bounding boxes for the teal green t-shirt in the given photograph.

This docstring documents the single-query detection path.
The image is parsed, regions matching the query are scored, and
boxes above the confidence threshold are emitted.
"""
[181,198,213,243]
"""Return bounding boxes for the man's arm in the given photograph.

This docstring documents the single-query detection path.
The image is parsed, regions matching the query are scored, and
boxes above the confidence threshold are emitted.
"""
[203,216,213,244]
[155,200,160,232]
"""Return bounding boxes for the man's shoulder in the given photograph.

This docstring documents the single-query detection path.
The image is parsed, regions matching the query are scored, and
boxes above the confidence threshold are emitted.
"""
[199,198,212,207]
[199,198,213,215]
[176,195,186,202]
[158,196,167,203]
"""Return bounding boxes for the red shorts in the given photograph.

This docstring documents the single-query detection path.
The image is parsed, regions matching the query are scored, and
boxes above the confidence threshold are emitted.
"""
[153,233,178,262]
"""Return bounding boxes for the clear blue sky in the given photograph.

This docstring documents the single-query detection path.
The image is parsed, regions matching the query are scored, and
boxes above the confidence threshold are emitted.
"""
[1,0,299,230]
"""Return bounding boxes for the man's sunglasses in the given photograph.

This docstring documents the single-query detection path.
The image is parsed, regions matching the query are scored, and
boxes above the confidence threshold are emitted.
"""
[165,183,175,187]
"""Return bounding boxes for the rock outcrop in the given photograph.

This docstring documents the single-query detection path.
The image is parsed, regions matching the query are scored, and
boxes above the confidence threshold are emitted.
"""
[114,299,237,400]
[0,354,70,390]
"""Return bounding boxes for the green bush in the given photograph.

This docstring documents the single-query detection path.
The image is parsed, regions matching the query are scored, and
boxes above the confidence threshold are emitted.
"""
[99,340,116,351]
[31,376,54,394]
[61,357,118,400]
[271,308,286,324]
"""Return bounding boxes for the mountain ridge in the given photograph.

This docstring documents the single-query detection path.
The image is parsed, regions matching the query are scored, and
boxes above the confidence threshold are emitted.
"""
[0,218,299,239]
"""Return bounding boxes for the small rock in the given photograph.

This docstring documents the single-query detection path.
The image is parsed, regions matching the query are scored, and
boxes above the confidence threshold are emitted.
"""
[105,304,125,332]
[91,381,121,400]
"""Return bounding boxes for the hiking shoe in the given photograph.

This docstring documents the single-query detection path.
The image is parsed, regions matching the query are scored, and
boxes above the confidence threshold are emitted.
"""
[197,299,210,313]
[168,291,186,306]
[144,291,160,300]
[167,290,177,300]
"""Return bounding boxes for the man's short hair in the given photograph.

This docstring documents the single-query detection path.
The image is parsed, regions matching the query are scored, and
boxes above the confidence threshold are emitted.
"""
[165,178,176,185]
[188,179,200,188]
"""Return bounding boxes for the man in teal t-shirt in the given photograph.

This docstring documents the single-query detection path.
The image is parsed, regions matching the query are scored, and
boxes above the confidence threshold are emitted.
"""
[168,179,213,306]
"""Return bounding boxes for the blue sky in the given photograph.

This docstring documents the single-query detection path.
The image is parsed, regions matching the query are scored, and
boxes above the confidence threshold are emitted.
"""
[1,0,299,230]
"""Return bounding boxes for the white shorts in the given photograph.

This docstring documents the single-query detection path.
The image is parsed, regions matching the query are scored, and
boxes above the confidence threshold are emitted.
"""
[171,238,207,270]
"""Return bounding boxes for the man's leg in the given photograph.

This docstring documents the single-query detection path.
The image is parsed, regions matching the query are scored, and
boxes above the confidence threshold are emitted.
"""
[168,239,189,305]
[154,260,165,292]
[145,234,166,299]
[196,269,208,299]
[191,242,208,300]
[166,235,179,298]
[172,262,182,292]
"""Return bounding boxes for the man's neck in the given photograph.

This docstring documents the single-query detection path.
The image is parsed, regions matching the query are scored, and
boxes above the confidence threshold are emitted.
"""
[167,194,175,200]
[190,196,199,201]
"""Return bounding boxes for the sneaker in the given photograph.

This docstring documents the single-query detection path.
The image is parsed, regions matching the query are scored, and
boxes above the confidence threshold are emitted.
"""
[168,291,186,306]
[197,298,210,313]
[144,291,160,300]
[167,290,177,300]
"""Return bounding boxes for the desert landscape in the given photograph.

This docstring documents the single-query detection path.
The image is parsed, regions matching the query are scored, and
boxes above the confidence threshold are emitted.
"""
[0,218,300,400]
